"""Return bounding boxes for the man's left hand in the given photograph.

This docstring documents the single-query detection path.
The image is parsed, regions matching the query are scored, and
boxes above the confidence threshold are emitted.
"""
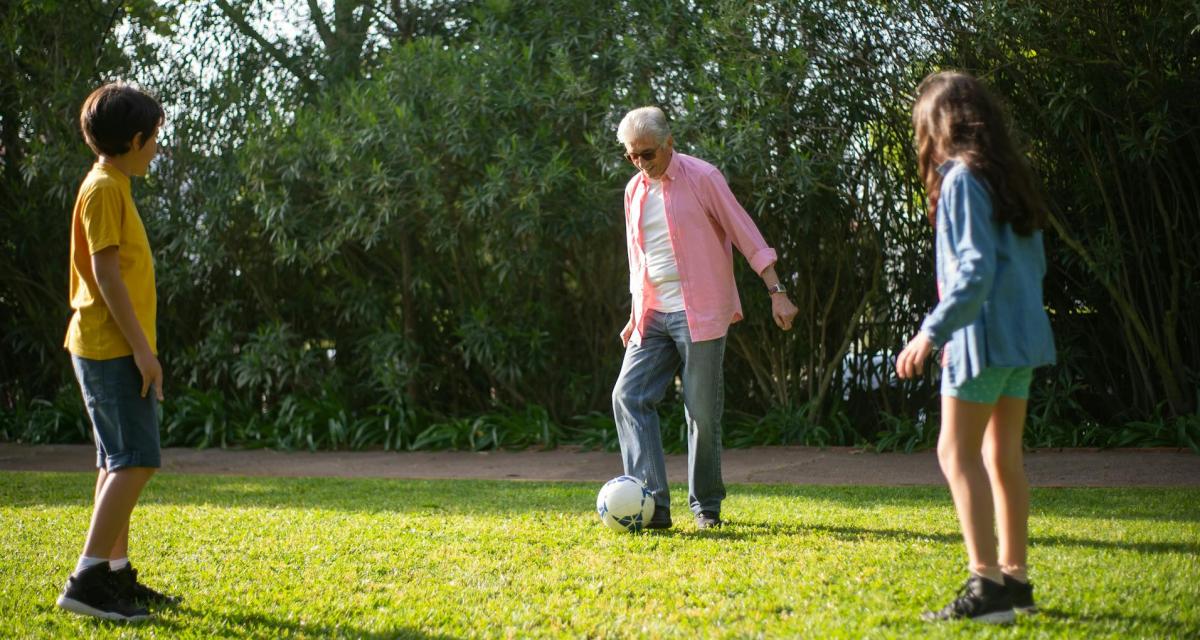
[771,294,799,331]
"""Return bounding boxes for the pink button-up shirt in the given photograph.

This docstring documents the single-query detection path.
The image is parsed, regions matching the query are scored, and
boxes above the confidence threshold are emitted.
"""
[624,152,778,345]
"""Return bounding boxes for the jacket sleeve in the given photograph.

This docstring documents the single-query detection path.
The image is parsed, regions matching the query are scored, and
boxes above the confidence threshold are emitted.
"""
[920,170,997,346]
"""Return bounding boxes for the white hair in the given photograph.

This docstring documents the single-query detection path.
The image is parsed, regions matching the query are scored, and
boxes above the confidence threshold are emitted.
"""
[616,106,671,145]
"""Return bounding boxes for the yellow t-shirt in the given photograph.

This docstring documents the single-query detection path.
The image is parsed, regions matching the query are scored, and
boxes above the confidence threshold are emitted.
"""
[63,162,157,359]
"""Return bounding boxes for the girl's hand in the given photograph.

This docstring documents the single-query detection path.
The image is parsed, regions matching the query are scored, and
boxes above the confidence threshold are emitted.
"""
[895,332,934,379]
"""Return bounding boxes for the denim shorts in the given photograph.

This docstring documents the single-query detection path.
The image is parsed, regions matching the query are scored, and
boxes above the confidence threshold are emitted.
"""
[942,366,1034,404]
[71,355,161,471]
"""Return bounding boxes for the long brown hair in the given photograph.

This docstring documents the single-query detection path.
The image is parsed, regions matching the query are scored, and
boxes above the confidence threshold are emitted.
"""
[912,71,1046,235]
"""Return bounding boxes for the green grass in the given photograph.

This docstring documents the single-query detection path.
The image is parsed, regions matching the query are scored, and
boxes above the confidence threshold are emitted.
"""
[1,472,1197,639]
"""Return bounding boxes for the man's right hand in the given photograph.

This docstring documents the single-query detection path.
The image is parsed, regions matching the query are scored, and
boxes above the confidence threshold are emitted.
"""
[134,348,164,401]
[620,319,634,348]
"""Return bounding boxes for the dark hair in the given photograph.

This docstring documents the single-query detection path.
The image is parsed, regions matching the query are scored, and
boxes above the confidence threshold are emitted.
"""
[912,71,1047,235]
[79,82,164,157]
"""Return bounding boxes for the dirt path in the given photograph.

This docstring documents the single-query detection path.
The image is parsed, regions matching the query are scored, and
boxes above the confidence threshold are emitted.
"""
[1,443,1197,487]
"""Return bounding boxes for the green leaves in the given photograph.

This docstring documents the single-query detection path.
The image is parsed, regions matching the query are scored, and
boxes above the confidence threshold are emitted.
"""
[5,0,1197,448]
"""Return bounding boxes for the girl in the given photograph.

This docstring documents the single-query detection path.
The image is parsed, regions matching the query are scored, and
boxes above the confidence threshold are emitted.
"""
[896,71,1056,623]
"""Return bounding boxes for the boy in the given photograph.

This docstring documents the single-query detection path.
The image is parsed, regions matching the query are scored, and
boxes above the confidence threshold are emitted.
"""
[56,82,179,621]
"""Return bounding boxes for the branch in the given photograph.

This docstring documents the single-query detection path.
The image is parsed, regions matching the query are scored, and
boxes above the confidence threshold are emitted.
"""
[306,0,335,49]
[92,1,125,81]
[213,0,318,94]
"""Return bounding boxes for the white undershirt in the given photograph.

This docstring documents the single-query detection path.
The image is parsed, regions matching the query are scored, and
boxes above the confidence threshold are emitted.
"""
[639,179,685,312]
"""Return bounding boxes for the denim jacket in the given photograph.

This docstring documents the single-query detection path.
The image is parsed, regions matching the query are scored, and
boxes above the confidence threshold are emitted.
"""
[920,160,1056,387]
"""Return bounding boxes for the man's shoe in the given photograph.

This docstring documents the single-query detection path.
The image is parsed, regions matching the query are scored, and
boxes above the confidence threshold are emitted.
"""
[695,510,722,529]
[56,563,151,621]
[922,575,1014,624]
[1003,574,1037,614]
[111,564,182,607]
[645,506,672,530]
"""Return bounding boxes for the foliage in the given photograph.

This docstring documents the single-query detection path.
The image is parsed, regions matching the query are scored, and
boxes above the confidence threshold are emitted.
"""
[3,473,1200,638]
[0,386,89,445]
[941,0,1200,419]
[2,0,1197,450]
[0,0,171,416]
[872,410,939,454]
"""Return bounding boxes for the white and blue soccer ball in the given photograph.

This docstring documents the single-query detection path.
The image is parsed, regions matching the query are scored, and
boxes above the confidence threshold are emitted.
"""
[596,475,655,533]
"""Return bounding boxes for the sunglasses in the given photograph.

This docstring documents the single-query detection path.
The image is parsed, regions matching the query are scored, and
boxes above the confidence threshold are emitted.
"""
[623,145,660,163]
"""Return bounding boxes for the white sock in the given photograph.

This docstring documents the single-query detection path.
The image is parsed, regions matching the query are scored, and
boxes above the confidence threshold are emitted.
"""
[73,555,108,576]
[1002,566,1029,583]
[109,557,130,571]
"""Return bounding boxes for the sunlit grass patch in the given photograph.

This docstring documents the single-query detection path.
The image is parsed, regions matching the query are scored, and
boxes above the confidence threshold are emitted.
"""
[1,473,1197,638]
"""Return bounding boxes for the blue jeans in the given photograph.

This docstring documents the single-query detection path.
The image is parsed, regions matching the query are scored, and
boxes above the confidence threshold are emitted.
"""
[612,310,727,515]
[71,354,162,471]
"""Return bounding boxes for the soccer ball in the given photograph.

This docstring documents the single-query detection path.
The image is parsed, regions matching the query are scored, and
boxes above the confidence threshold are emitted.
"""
[596,475,655,533]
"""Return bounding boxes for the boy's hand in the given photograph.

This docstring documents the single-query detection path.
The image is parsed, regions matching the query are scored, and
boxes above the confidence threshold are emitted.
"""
[771,294,799,331]
[134,349,164,400]
[895,332,934,379]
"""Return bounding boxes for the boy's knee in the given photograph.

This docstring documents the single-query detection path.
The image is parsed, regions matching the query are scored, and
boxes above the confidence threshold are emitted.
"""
[111,466,157,481]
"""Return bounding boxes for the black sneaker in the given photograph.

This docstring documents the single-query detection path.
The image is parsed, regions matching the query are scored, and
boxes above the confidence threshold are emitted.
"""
[111,564,182,607]
[1003,574,1037,614]
[645,506,672,530]
[922,575,1014,624]
[56,563,151,621]
[695,510,722,529]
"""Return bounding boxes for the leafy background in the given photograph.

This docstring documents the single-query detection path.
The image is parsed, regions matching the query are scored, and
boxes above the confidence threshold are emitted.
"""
[2,0,1197,451]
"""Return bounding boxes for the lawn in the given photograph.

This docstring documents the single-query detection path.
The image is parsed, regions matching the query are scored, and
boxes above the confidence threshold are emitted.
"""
[1,472,1197,639]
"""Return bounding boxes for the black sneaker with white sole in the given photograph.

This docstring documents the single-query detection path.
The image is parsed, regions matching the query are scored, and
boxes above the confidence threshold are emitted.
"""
[56,563,151,621]
[922,575,1015,624]
[111,564,182,607]
[1003,574,1037,614]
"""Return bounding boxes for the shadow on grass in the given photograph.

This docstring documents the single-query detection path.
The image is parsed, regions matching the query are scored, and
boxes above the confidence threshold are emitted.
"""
[674,520,1200,555]
[33,599,461,638]
[189,611,461,639]
[0,473,590,515]
[1039,607,1200,637]
[31,603,187,633]
[874,608,1197,637]
[4,472,1199,525]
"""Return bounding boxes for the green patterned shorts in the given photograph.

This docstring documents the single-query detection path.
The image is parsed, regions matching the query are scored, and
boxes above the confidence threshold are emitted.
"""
[942,366,1034,404]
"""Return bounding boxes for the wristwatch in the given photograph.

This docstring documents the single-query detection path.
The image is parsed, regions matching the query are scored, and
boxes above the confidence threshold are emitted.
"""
[767,283,787,295]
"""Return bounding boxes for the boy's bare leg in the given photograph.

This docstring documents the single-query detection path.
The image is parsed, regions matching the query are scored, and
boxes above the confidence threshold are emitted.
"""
[81,467,155,560]
[92,469,130,560]
[981,396,1030,575]
[937,395,1001,580]
[92,468,106,503]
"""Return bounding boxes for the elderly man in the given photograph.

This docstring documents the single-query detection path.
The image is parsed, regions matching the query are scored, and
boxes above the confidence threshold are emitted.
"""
[613,106,799,530]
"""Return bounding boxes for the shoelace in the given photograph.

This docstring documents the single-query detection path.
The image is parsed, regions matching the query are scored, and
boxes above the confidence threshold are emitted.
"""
[948,581,980,616]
